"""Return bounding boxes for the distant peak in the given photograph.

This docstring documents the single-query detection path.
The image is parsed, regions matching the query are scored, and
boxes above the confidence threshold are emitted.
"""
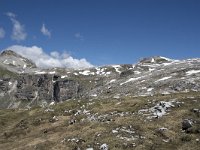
[0,50,20,57]
[139,56,172,64]
[0,49,37,68]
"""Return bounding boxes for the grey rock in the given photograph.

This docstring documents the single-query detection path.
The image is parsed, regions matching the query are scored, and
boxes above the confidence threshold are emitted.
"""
[182,119,193,130]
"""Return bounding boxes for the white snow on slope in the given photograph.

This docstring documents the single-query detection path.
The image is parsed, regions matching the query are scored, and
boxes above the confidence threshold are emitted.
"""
[147,88,154,92]
[112,65,121,73]
[86,148,94,150]
[61,75,68,78]
[95,67,111,76]
[162,62,173,66]
[186,70,200,75]
[3,59,9,64]
[35,71,46,74]
[108,79,116,83]
[12,60,16,65]
[100,143,108,150]
[96,67,106,75]
[49,71,56,74]
[156,76,172,82]
[134,71,141,74]
[23,64,27,69]
[79,70,95,76]
[120,77,142,85]
[160,56,172,61]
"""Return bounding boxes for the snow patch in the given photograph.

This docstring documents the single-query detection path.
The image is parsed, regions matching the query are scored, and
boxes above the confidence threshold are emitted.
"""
[79,70,95,76]
[134,71,141,74]
[61,75,68,78]
[156,76,172,82]
[49,71,56,74]
[161,91,170,95]
[35,71,46,74]
[23,64,27,69]
[108,79,116,83]
[147,88,154,92]
[186,70,200,75]
[105,71,111,75]
[159,127,168,131]
[112,129,118,133]
[149,68,155,71]
[90,94,97,97]
[120,77,142,85]
[163,62,173,66]
[96,67,110,76]
[3,59,9,64]
[112,65,121,73]
[49,102,55,106]
[160,56,172,61]
[86,148,94,150]
[100,143,108,150]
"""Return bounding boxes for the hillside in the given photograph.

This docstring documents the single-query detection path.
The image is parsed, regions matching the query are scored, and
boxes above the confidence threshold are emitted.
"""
[0,92,200,150]
[0,50,200,149]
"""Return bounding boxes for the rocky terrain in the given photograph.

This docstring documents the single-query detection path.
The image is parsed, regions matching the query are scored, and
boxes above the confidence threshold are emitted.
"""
[0,50,200,149]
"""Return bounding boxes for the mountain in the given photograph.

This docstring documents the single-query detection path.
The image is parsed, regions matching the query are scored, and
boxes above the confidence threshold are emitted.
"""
[0,50,37,73]
[0,50,200,109]
[0,50,200,150]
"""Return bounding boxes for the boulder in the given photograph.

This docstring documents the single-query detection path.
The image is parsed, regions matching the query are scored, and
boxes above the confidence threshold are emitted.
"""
[182,119,193,130]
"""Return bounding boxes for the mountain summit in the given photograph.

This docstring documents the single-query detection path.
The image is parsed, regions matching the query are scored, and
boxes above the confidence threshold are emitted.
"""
[0,50,37,73]
[139,56,172,64]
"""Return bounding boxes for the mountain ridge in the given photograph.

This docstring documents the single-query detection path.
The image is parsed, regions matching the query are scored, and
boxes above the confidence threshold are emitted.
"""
[0,49,200,108]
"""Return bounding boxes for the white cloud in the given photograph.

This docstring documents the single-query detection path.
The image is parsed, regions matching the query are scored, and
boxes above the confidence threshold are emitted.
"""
[6,45,93,69]
[41,24,51,38]
[74,32,83,40]
[6,12,16,18]
[6,12,27,41]
[0,28,5,39]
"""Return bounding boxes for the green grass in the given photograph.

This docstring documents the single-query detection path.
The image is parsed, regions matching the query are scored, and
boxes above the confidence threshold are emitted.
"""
[0,92,200,149]
[0,66,17,78]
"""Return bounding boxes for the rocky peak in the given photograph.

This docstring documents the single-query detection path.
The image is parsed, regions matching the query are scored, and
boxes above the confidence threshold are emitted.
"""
[139,56,172,64]
[0,50,37,73]
[1,50,22,57]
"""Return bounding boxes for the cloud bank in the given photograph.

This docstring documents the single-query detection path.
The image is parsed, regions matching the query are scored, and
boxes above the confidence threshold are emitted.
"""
[0,28,5,39]
[41,24,51,38]
[6,45,93,69]
[6,12,27,41]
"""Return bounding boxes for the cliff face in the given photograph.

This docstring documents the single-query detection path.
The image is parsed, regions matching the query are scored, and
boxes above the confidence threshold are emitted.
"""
[0,74,86,108]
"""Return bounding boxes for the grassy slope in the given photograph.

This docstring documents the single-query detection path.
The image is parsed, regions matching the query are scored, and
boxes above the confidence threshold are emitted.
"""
[0,92,200,150]
[0,66,17,78]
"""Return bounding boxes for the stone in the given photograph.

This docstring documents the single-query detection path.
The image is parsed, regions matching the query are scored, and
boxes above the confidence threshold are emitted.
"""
[182,119,193,130]
[100,143,108,150]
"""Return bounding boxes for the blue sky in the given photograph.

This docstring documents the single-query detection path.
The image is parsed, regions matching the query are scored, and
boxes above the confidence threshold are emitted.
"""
[0,0,200,67]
